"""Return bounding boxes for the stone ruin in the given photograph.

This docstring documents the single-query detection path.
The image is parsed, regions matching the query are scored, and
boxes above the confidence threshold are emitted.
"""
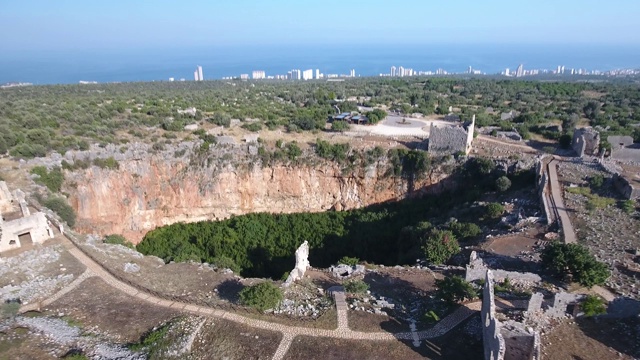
[284,241,310,286]
[525,291,583,319]
[572,127,600,157]
[428,114,475,155]
[482,270,541,360]
[0,181,54,253]
[330,263,366,279]
[466,251,541,284]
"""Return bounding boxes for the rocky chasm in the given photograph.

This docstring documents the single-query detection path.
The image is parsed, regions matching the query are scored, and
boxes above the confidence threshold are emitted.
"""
[66,157,451,243]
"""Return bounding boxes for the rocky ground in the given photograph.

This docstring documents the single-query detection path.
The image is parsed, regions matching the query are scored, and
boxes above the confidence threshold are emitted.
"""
[557,159,640,300]
[0,240,85,306]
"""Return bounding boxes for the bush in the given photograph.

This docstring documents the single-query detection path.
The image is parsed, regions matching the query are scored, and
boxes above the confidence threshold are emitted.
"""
[422,229,460,265]
[559,134,572,149]
[435,276,477,304]
[581,295,606,317]
[239,282,283,311]
[93,157,119,170]
[422,310,440,324]
[619,200,636,214]
[43,197,76,227]
[31,166,64,193]
[242,122,262,132]
[448,222,481,240]
[589,174,604,189]
[10,143,47,158]
[541,242,610,287]
[211,256,240,273]
[343,279,369,294]
[495,176,512,192]
[103,234,134,249]
[331,120,350,132]
[485,203,505,219]
[337,256,360,266]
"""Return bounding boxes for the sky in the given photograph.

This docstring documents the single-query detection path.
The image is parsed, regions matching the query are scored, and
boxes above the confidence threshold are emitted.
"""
[1,0,640,52]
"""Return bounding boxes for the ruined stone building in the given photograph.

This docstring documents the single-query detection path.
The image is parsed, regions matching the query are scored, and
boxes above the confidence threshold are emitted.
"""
[428,115,475,155]
[572,127,600,157]
[608,135,640,162]
[0,181,54,253]
[482,270,540,360]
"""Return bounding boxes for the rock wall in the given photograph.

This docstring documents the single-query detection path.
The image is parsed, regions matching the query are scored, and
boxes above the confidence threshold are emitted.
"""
[482,270,506,360]
[63,145,452,243]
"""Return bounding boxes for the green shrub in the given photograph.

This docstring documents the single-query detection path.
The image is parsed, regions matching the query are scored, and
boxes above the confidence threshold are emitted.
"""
[495,176,512,192]
[211,256,240,273]
[239,282,283,311]
[242,122,262,132]
[619,200,636,214]
[93,157,119,170]
[43,197,76,227]
[435,276,477,304]
[10,143,47,158]
[337,256,360,266]
[581,295,606,317]
[286,142,302,161]
[485,203,505,219]
[541,242,610,287]
[448,222,481,240]
[589,174,604,188]
[103,234,134,249]
[422,229,460,265]
[129,323,169,352]
[31,166,64,193]
[343,279,369,294]
[332,120,350,132]
[422,310,440,324]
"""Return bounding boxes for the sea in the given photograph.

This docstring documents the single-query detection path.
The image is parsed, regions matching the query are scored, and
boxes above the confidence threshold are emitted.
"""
[1,44,639,85]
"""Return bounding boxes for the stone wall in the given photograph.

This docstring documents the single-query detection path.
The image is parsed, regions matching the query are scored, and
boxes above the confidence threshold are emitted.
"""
[482,270,506,360]
[0,181,13,213]
[429,115,475,155]
[0,212,54,253]
[466,251,541,284]
[572,127,600,157]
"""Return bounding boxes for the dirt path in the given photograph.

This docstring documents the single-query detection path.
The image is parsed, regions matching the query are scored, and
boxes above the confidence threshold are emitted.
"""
[20,235,480,359]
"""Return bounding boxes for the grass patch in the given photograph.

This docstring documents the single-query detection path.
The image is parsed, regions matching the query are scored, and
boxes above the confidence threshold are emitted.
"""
[566,186,616,210]
[129,323,170,355]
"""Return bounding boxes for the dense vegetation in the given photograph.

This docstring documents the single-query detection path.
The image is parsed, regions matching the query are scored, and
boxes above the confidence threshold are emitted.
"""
[137,158,532,279]
[238,282,283,311]
[1,77,639,158]
[541,242,610,287]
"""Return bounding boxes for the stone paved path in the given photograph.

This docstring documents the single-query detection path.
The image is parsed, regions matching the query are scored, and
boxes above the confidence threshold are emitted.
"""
[548,159,577,243]
[21,236,481,360]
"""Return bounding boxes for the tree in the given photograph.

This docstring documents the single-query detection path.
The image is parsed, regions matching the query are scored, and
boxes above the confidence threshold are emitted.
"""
[435,276,477,304]
[541,242,610,287]
[422,229,460,265]
[581,295,606,317]
[495,176,512,192]
[366,109,387,124]
[485,203,505,219]
[239,282,283,311]
[448,221,481,240]
[331,120,350,132]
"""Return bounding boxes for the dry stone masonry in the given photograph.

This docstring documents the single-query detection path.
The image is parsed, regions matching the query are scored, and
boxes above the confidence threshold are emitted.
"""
[429,115,475,155]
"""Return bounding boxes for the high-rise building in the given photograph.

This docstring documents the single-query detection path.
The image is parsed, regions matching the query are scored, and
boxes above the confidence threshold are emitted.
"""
[193,66,204,81]
[240,74,249,80]
[302,69,313,80]
[169,77,174,82]
[315,69,320,79]
[398,66,405,77]
[505,68,510,76]
[252,70,266,79]
[391,66,397,76]
[290,69,301,80]
[516,64,524,78]
[350,69,355,77]
[468,66,473,74]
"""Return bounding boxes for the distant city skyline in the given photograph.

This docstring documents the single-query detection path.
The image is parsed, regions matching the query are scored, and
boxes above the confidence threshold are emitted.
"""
[2,1,640,52]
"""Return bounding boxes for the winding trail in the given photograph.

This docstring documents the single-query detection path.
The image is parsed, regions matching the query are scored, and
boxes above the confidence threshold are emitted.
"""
[19,235,481,359]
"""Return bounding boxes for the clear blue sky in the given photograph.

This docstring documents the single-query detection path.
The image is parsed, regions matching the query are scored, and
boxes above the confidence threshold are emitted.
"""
[1,0,639,51]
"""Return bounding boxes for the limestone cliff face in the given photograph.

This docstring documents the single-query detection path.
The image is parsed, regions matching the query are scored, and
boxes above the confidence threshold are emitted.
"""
[66,156,451,243]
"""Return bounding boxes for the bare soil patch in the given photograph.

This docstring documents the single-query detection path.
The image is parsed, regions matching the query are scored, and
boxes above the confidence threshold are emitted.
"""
[190,317,282,360]
[45,276,179,343]
[542,318,640,359]
[347,310,408,333]
[484,234,540,257]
